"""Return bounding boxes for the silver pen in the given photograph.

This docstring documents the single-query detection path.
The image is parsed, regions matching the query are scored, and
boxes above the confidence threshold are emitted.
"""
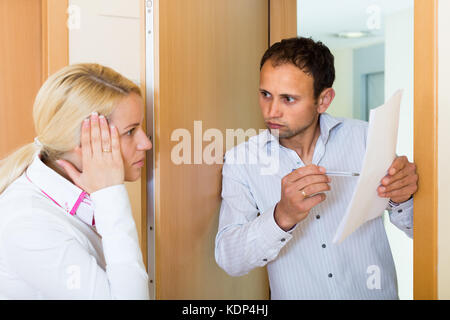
[326,171,360,177]
[289,168,360,177]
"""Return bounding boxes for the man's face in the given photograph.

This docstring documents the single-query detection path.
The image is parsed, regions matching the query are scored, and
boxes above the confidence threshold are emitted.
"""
[259,61,320,139]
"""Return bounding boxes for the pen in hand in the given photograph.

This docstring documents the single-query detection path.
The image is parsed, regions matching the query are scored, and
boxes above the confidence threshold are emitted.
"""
[325,171,360,177]
[285,168,360,178]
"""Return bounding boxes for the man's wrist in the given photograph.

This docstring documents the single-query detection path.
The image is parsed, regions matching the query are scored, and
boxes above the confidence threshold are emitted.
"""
[389,195,413,207]
[274,203,296,232]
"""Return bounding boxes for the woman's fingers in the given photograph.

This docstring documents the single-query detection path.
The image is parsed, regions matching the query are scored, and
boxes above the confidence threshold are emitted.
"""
[99,115,112,154]
[110,125,121,160]
[90,112,102,157]
[74,113,124,193]
[81,118,92,162]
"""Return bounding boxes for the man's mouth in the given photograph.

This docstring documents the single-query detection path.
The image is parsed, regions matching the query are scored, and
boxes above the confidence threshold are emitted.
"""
[266,122,284,129]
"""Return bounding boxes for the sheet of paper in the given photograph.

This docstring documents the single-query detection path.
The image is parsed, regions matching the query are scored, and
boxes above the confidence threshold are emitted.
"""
[333,90,403,244]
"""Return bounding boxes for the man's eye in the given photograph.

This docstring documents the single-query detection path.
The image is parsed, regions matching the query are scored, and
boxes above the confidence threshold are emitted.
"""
[285,96,295,103]
[261,91,271,98]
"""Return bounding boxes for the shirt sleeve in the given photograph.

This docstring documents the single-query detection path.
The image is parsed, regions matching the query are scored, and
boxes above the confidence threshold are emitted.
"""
[1,184,149,299]
[387,197,413,239]
[215,160,293,277]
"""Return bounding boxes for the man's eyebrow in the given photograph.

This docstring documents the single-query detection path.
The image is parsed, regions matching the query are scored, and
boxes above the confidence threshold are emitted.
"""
[259,89,300,98]
[279,93,301,98]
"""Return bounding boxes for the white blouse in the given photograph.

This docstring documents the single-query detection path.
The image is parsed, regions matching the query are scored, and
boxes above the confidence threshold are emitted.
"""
[0,155,149,299]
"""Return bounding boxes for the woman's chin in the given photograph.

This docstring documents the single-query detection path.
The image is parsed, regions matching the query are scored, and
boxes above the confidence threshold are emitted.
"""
[124,170,142,182]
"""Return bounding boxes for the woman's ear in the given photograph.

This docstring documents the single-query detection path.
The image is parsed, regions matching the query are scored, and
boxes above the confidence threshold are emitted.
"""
[70,145,83,171]
[317,88,335,114]
[74,144,82,157]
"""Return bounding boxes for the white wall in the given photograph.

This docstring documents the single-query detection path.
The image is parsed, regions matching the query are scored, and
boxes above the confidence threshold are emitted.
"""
[438,0,450,300]
[68,0,145,273]
[383,7,414,300]
[68,0,141,84]
[329,48,353,118]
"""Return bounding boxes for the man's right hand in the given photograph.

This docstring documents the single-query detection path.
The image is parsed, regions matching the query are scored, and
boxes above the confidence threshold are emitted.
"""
[274,165,331,231]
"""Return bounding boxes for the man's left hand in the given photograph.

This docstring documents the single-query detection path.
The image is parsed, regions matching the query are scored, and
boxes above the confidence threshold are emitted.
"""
[377,156,418,204]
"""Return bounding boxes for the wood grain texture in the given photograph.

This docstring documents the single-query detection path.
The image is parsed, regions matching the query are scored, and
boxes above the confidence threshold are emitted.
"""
[139,0,148,270]
[0,0,42,158]
[1,0,68,159]
[413,0,438,300]
[270,0,297,45]
[154,0,269,299]
[41,0,68,81]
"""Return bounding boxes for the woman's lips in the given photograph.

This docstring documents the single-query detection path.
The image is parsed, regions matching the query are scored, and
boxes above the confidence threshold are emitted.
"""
[133,159,145,167]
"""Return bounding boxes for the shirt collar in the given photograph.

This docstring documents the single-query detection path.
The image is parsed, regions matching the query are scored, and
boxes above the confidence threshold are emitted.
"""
[25,155,95,226]
[318,113,343,145]
[262,113,343,149]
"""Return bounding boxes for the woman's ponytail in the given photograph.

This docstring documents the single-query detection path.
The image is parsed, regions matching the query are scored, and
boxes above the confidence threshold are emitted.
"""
[0,143,40,194]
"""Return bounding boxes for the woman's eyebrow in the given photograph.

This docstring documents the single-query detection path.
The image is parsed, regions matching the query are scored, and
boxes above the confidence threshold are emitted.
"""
[123,122,140,130]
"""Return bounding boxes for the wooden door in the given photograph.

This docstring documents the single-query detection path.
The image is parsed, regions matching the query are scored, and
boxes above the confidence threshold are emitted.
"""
[150,0,270,299]
[0,0,67,159]
[0,0,42,158]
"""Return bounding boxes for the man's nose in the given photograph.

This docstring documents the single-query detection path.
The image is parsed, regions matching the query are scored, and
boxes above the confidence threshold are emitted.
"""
[267,100,282,118]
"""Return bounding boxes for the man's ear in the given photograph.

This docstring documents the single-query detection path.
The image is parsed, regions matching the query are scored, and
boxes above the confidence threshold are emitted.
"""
[317,88,335,114]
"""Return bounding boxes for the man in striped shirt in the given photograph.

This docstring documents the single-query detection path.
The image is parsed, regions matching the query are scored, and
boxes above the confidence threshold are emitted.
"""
[215,37,418,299]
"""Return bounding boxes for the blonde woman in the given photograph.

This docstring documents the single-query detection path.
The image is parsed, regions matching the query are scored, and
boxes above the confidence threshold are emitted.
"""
[0,64,152,299]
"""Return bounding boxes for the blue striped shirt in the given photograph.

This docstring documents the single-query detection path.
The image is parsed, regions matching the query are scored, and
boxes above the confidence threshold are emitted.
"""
[215,113,413,300]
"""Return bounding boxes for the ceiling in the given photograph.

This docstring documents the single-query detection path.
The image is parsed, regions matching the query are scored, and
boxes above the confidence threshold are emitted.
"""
[297,0,414,50]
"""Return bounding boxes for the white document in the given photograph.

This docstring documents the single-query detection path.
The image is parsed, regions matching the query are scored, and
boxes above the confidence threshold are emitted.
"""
[333,90,403,244]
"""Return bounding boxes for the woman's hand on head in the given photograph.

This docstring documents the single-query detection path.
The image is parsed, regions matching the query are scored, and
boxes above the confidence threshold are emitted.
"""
[57,112,124,194]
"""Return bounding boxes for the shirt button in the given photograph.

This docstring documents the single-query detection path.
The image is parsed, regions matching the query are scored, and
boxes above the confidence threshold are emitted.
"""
[316,215,321,219]
[281,238,286,242]
[263,258,268,262]
[398,209,403,213]
[328,273,333,278]
[322,244,326,248]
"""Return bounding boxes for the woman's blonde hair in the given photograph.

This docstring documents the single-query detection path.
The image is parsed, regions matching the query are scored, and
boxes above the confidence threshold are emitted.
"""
[0,63,141,194]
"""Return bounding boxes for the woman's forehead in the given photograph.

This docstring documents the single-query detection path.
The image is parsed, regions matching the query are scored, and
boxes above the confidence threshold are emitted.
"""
[109,93,144,125]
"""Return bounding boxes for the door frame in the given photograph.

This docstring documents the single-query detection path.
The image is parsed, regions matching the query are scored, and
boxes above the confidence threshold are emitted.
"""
[269,0,297,45]
[413,0,438,300]
[41,0,69,81]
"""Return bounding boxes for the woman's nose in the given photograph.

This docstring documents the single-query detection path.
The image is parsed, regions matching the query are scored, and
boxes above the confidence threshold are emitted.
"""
[139,133,152,150]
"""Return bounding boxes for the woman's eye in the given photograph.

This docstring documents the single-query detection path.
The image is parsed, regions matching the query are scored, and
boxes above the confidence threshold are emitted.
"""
[126,128,136,136]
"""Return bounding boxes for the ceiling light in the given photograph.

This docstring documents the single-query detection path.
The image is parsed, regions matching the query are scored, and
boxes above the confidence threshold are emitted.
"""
[334,31,372,39]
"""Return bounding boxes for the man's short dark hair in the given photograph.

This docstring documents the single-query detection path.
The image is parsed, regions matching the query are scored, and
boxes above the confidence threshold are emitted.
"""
[260,37,335,100]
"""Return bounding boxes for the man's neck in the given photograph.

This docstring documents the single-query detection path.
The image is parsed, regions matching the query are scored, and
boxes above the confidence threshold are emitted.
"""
[279,117,321,165]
